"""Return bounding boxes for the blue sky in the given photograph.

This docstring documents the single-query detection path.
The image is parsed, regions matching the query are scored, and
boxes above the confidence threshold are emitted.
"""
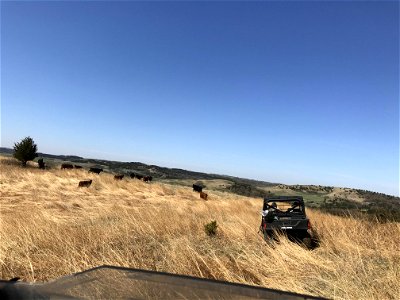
[1,1,399,196]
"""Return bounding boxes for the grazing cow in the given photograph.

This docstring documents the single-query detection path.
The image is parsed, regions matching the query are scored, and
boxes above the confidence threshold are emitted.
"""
[143,176,153,183]
[74,165,83,169]
[78,179,92,188]
[61,163,74,170]
[193,184,203,193]
[200,192,208,200]
[88,167,103,174]
[114,174,124,180]
[130,173,135,179]
[38,158,45,170]
[135,174,143,180]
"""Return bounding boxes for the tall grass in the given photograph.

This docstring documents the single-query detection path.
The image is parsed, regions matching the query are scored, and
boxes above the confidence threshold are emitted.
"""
[0,157,399,299]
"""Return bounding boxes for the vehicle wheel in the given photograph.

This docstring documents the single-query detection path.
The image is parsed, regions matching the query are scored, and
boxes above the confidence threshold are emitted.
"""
[302,237,312,249]
[310,230,321,249]
[263,232,275,247]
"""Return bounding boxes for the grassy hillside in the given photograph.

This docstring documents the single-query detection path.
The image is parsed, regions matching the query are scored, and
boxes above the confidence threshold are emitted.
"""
[1,156,399,299]
[2,147,398,223]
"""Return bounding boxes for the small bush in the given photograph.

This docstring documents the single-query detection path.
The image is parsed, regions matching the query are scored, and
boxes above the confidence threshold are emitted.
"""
[204,220,218,236]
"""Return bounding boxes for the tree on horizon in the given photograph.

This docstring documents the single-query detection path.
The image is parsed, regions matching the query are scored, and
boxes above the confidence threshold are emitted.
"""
[13,136,38,167]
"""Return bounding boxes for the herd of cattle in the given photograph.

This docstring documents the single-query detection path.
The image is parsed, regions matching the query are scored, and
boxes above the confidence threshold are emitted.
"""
[58,163,208,200]
[60,163,153,186]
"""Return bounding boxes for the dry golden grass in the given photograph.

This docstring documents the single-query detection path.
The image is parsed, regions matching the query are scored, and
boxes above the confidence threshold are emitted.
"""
[0,156,399,299]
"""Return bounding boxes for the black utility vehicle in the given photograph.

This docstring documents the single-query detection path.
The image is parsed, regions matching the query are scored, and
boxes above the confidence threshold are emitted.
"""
[260,196,316,248]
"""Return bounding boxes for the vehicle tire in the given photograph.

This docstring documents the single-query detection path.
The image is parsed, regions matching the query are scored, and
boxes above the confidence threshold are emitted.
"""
[302,237,312,249]
[263,232,275,247]
[310,230,321,248]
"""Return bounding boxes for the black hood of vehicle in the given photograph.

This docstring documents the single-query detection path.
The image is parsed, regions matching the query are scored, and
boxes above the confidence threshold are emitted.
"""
[0,265,326,300]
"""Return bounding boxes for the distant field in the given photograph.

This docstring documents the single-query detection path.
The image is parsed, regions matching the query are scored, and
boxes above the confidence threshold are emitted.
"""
[160,178,234,190]
[258,185,325,204]
[1,156,399,299]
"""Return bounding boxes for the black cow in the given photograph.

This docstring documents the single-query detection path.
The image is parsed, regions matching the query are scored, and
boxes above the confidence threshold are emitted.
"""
[74,165,83,169]
[78,179,92,188]
[38,158,45,170]
[135,174,143,180]
[89,167,103,174]
[114,174,124,180]
[130,173,136,179]
[193,184,203,193]
[61,163,74,170]
[143,176,153,182]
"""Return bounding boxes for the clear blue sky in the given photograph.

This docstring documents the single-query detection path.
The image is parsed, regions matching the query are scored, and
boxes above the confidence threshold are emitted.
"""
[1,1,399,196]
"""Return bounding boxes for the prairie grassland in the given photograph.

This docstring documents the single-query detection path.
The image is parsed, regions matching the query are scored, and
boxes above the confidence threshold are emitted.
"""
[0,157,399,299]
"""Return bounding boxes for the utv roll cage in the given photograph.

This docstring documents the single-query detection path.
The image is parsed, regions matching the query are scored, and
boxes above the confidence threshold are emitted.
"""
[263,196,306,216]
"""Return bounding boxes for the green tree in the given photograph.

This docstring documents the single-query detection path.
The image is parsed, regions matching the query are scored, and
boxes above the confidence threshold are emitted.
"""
[13,136,38,167]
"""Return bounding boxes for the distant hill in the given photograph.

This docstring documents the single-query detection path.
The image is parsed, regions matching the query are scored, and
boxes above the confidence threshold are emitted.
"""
[1,147,398,221]
[0,147,13,154]
[0,147,83,161]
[0,147,277,183]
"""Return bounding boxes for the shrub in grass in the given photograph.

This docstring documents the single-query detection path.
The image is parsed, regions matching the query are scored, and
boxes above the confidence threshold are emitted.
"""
[204,220,218,236]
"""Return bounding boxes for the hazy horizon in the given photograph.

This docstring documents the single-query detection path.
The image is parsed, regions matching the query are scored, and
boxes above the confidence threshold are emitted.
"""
[1,1,399,196]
